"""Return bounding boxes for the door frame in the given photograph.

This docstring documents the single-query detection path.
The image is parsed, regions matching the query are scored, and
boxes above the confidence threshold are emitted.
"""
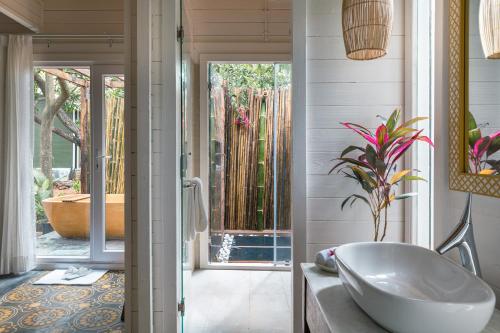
[91,65,125,263]
[199,53,292,271]
[33,62,125,267]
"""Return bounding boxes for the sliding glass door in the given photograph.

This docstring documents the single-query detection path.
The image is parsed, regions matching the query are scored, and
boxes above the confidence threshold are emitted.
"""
[33,65,125,264]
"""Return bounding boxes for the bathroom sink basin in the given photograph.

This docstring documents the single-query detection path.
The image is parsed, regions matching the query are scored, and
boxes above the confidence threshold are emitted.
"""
[335,242,496,333]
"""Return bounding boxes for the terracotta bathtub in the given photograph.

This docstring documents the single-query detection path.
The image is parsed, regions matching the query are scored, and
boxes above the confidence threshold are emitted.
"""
[42,194,124,239]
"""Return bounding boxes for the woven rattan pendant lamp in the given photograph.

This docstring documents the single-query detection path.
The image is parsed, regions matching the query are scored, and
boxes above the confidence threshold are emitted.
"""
[342,0,394,60]
[479,0,500,59]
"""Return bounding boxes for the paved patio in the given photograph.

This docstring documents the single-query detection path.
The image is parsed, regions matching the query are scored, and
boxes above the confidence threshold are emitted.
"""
[36,231,124,257]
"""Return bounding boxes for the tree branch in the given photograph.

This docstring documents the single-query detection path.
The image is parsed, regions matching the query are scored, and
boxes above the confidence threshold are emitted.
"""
[52,77,70,117]
[56,108,81,139]
[34,114,81,146]
[34,73,46,95]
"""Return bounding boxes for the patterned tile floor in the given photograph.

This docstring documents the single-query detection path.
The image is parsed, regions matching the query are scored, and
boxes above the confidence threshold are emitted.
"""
[0,271,124,332]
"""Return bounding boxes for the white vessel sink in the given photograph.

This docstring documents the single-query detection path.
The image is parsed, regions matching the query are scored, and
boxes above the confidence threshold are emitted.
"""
[335,242,496,333]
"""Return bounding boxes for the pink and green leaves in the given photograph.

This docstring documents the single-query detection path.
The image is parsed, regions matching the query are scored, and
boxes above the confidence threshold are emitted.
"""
[330,108,433,241]
[468,111,500,175]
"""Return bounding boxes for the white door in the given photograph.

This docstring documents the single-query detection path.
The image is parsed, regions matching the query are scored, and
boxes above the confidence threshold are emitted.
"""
[91,65,125,263]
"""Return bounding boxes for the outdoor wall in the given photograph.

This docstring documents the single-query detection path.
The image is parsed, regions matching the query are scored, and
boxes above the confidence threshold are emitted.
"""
[434,0,500,308]
[305,0,406,260]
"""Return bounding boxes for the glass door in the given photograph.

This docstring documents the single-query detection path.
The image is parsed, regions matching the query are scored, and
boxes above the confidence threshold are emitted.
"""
[180,0,191,330]
[91,65,125,263]
[204,62,292,267]
[34,66,93,259]
[34,65,125,264]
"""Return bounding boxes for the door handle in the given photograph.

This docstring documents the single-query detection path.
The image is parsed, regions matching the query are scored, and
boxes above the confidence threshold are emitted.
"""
[97,155,112,159]
[96,155,111,169]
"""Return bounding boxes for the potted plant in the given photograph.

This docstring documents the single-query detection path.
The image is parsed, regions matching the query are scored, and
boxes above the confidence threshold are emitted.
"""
[330,109,433,241]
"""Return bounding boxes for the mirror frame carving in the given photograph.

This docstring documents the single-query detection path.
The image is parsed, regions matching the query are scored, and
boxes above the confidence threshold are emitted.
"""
[449,0,500,198]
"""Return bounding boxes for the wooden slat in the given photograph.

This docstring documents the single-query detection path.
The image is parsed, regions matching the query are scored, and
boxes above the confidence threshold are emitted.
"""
[43,10,124,24]
[307,0,404,37]
[194,22,264,36]
[308,59,404,83]
[188,9,290,23]
[307,129,366,152]
[307,198,404,222]
[0,0,43,31]
[193,22,289,38]
[469,83,500,105]
[307,82,404,106]
[469,59,500,82]
[43,0,124,11]
[307,105,399,129]
[307,35,405,60]
[307,220,405,244]
[42,23,123,35]
[186,0,266,10]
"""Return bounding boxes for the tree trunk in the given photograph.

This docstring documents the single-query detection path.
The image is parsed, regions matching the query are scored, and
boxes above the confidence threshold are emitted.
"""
[40,75,56,182]
[38,74,71,185]
[79,87,90,193]
[40,112,54,182]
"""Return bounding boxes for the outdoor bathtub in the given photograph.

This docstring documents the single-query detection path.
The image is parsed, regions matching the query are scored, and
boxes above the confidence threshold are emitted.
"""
[42,194,124,239]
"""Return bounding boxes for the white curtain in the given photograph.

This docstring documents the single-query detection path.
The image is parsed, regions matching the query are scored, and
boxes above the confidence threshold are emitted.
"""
[0,35,35,274]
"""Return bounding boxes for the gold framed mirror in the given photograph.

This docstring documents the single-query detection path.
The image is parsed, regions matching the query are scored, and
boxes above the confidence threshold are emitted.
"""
[449,0,500,197]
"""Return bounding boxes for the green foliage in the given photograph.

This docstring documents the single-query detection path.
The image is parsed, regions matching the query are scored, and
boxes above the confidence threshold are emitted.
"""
[72,179,81,192]
[330,108,433,241]
[468,111,500,174]
[33,170,52,223]
[210,64,291,92]
[34,68,87,120]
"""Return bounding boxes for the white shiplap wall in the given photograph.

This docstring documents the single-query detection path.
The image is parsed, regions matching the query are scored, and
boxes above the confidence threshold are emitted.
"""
[184,0,292,62]
[41,0,124,35]
[0,0,42,32]
[306,0,406,259]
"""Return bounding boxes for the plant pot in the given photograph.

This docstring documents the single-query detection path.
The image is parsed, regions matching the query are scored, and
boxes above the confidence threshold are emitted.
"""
[36,220,53,235]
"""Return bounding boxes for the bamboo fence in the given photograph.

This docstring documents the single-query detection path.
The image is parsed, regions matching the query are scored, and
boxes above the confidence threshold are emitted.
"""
[105,95,125,194]
[209,86,292,231]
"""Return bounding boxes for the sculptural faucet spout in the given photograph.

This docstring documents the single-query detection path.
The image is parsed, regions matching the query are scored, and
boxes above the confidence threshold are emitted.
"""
[436,193,482,277]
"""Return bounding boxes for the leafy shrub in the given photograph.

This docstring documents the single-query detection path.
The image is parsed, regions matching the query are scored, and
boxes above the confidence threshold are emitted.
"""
[33,170,52,223]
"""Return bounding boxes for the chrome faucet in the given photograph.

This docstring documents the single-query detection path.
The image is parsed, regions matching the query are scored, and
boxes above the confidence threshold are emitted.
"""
[436,193,482,277]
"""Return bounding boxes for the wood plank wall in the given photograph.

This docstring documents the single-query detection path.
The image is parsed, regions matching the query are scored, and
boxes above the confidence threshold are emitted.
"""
[0,0,42,32]
[306,0,406,259]
[184,0,292,61]
[41,0,124,35]
[0,12,32,33]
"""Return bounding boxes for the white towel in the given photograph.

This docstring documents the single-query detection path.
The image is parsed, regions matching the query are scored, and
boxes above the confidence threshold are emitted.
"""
[191,177,208,234]
[315,247,338,273]
[183,177,208,242]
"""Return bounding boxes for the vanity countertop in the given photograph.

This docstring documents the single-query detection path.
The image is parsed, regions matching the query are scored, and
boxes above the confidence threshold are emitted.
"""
[301,263,500,333]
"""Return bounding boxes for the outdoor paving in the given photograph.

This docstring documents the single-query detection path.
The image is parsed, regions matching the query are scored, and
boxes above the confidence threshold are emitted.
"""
[36,231,124,257]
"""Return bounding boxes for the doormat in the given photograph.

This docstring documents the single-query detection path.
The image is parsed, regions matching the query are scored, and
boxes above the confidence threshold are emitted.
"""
[33,269,108,285]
